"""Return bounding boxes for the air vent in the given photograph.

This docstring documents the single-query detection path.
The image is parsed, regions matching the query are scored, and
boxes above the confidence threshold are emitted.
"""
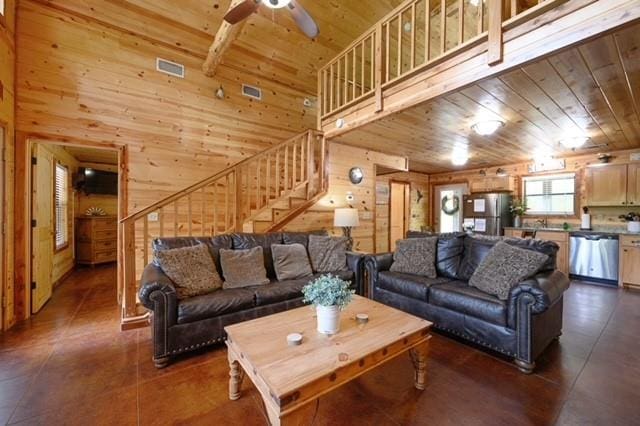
[242,84,262,101]
[156,58,185,78]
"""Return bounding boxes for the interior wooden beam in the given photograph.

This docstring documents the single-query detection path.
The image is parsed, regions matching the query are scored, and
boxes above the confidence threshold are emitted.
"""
[202,0,250,77]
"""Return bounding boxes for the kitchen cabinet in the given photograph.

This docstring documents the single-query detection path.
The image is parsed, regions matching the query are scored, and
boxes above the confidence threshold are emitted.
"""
[585,163,640,207]
[469,176,516,193]
[620,235,640,289]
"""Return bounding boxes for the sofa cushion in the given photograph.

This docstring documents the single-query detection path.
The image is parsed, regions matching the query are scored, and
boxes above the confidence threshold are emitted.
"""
[153,243,223,300]
[308,235,349,272]
[271,243,313,281]
[503,237,558,271]
[254,271,355,306]
[378,271,453,301]
[390,237,438,278]
[231,233,283,279]
[469,241,549,300]
[429,281,508,327]
[152,235,233,274]
[436,233,466,279]
[177,287,256,324]
[282,230,328,248]
[220,247,270,289]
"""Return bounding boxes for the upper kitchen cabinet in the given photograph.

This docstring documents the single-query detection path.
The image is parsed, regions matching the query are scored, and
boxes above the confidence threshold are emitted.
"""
[585,164,638,207]
[469,176,516,193]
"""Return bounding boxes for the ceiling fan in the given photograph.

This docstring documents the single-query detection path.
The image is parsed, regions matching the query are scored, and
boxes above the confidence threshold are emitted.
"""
[224,0,320,39]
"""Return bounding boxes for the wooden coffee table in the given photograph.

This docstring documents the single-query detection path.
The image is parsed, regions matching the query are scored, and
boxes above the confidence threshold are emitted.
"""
[225,295,432,425]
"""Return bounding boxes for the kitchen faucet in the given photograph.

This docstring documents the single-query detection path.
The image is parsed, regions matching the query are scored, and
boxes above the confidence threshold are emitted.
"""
[535,218,548,228]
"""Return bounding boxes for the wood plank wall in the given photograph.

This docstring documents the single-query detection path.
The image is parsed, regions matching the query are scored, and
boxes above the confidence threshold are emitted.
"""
[375,171,430,253]
[283,143,408,253]
[11,0,317,323]
[429,148,640,229]
[0,0,16,330]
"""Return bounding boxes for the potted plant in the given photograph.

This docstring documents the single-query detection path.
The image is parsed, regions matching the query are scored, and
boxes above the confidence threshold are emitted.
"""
[510,198,528,228]
[302,274,354,335]
[619,212,640,233]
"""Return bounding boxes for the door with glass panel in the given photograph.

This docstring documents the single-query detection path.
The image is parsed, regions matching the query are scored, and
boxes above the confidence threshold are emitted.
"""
[435,184,467,233]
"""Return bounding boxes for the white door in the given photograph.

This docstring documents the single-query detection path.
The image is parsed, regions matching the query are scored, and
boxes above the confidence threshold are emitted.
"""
[435,184,467,233]
[31,144,55,313]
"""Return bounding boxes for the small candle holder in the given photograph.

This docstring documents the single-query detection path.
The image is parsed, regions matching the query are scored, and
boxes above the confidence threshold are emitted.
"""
[287,333,303,346]
[356,313,369,324]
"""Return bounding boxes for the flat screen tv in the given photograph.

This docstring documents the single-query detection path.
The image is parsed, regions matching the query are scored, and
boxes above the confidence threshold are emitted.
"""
[75,168,118,195]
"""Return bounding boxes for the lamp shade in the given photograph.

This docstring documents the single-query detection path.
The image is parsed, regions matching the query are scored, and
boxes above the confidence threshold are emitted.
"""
[334,208,360,227]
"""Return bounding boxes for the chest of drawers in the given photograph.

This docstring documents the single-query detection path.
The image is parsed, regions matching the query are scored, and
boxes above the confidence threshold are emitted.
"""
[76,216,118,265]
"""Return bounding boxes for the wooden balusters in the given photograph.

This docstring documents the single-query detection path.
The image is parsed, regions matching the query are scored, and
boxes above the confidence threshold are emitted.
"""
[187,193,193,236]
[143,215,149,266]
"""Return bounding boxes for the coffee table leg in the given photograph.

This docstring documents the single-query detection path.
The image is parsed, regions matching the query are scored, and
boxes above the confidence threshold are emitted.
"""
[265,399,318,426]
[409,336,431,390]
[228,352,245,401]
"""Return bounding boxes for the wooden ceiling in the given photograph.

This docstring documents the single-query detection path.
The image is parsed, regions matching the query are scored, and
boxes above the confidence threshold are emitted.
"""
[335,23,640,173]
[44,0,406,95]
[63,146,118,165]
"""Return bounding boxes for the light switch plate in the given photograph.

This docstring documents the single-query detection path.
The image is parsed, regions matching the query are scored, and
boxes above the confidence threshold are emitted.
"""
[361,211,373,220]
[148,212,159,222]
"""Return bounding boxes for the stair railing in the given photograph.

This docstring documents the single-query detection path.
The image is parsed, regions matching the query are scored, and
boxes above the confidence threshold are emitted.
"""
[119,129,325,326]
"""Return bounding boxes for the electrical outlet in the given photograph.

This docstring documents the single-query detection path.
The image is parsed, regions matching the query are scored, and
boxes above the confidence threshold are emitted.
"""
[631,152,640,162]
[148,212,159,222]
[361,211,373,220]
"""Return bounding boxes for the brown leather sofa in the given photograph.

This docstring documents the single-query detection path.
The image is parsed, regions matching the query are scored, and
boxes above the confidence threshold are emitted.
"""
[139,231,364,368]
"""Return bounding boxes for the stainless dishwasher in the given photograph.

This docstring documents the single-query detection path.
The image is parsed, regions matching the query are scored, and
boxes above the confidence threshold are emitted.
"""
[569,232,619,285]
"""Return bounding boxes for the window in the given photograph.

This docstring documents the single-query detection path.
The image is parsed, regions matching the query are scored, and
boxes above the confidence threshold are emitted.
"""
[523,173,576,215]
[55,163,69,250]
[0,0,5,28]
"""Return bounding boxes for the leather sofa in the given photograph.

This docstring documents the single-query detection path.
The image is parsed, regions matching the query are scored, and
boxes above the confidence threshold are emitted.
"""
[365,232,570,373]
[139,231,364,368]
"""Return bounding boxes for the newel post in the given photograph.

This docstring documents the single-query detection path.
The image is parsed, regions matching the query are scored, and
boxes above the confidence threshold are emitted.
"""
[122,220,137,318]
[487,0,503,65]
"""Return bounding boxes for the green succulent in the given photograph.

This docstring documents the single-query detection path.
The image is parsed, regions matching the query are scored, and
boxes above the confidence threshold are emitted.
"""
[302,274,354,309]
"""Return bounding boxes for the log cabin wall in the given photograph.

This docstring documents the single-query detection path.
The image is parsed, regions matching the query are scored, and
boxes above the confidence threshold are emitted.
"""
[283,143,408,253]
[375,171,430,253]
[429,148,640,229]
[0,0,16,330]
[12,0,317,323]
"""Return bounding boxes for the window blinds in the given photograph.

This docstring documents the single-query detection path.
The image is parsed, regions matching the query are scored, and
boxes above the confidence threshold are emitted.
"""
[55,163,69,249]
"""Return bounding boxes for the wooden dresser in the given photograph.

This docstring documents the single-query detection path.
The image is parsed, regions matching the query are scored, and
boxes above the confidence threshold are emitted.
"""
[76,216,117,265]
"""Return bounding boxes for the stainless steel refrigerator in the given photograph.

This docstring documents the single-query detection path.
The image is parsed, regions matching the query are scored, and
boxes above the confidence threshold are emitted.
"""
[462,193,513,236]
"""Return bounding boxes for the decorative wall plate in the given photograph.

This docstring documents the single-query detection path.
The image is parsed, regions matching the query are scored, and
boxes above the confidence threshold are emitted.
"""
[349,167,364,184]
[85,206,107,216]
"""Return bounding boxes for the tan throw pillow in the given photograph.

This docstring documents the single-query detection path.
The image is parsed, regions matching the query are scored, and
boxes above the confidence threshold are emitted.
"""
[469,241,549,300]
[220,246,270,289]
[271,243,313,281]
[308,235,349,272]
[390,237,438,278]
[153,243,222,300]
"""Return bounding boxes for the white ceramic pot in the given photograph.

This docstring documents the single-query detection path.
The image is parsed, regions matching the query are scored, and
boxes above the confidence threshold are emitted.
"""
[316,305,341,334]
[628,221,640,233]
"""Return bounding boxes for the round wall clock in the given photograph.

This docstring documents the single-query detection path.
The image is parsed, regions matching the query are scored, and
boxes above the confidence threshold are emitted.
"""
[349,167,364,184]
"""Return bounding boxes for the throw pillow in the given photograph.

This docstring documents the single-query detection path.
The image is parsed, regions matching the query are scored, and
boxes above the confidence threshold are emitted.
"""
[153,243,222,300]
[271,243,313,281]
[308,235,349,272]
[390,237,438,278]
[469,241,549,300]
[219,246,270,289]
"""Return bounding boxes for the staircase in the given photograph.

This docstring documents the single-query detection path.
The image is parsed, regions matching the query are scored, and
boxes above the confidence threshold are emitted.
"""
[119,130,327,329]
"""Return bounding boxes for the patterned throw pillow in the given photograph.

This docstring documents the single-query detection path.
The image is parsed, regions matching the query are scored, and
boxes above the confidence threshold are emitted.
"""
[390,237,438,278]
[469,241,549,300]
[271,243,313,281]
[153,243,222,300]
[219,246,270,289]
[308,235,349,272]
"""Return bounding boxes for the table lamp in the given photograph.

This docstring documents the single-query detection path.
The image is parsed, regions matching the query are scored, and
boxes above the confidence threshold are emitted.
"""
[334,208,360,250]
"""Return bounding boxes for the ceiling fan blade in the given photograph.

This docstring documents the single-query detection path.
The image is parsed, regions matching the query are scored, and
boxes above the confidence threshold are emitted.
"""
[224,0,260,25]
[287,1,319,39]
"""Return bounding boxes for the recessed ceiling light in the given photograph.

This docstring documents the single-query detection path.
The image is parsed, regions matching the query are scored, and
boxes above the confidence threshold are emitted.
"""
[471,120,504,136]
[451,146,469,166]
[262,0,291,9]
[559,136,590,149]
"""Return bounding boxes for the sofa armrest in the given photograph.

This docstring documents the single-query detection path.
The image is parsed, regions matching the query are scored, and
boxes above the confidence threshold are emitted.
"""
[139,264,178,319]
[346,251,365,295]
[364,253,394,297]
[509,270,570,317]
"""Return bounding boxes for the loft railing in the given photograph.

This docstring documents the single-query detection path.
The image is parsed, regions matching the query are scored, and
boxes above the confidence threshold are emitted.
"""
[319,0,565,119]
[119,130,325,326]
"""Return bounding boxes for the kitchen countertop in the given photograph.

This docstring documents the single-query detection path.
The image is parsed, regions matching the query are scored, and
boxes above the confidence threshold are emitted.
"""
[504,226,640,236]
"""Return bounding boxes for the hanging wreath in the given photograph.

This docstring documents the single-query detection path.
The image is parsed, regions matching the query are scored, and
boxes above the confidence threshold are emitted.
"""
[441,194,460,216]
